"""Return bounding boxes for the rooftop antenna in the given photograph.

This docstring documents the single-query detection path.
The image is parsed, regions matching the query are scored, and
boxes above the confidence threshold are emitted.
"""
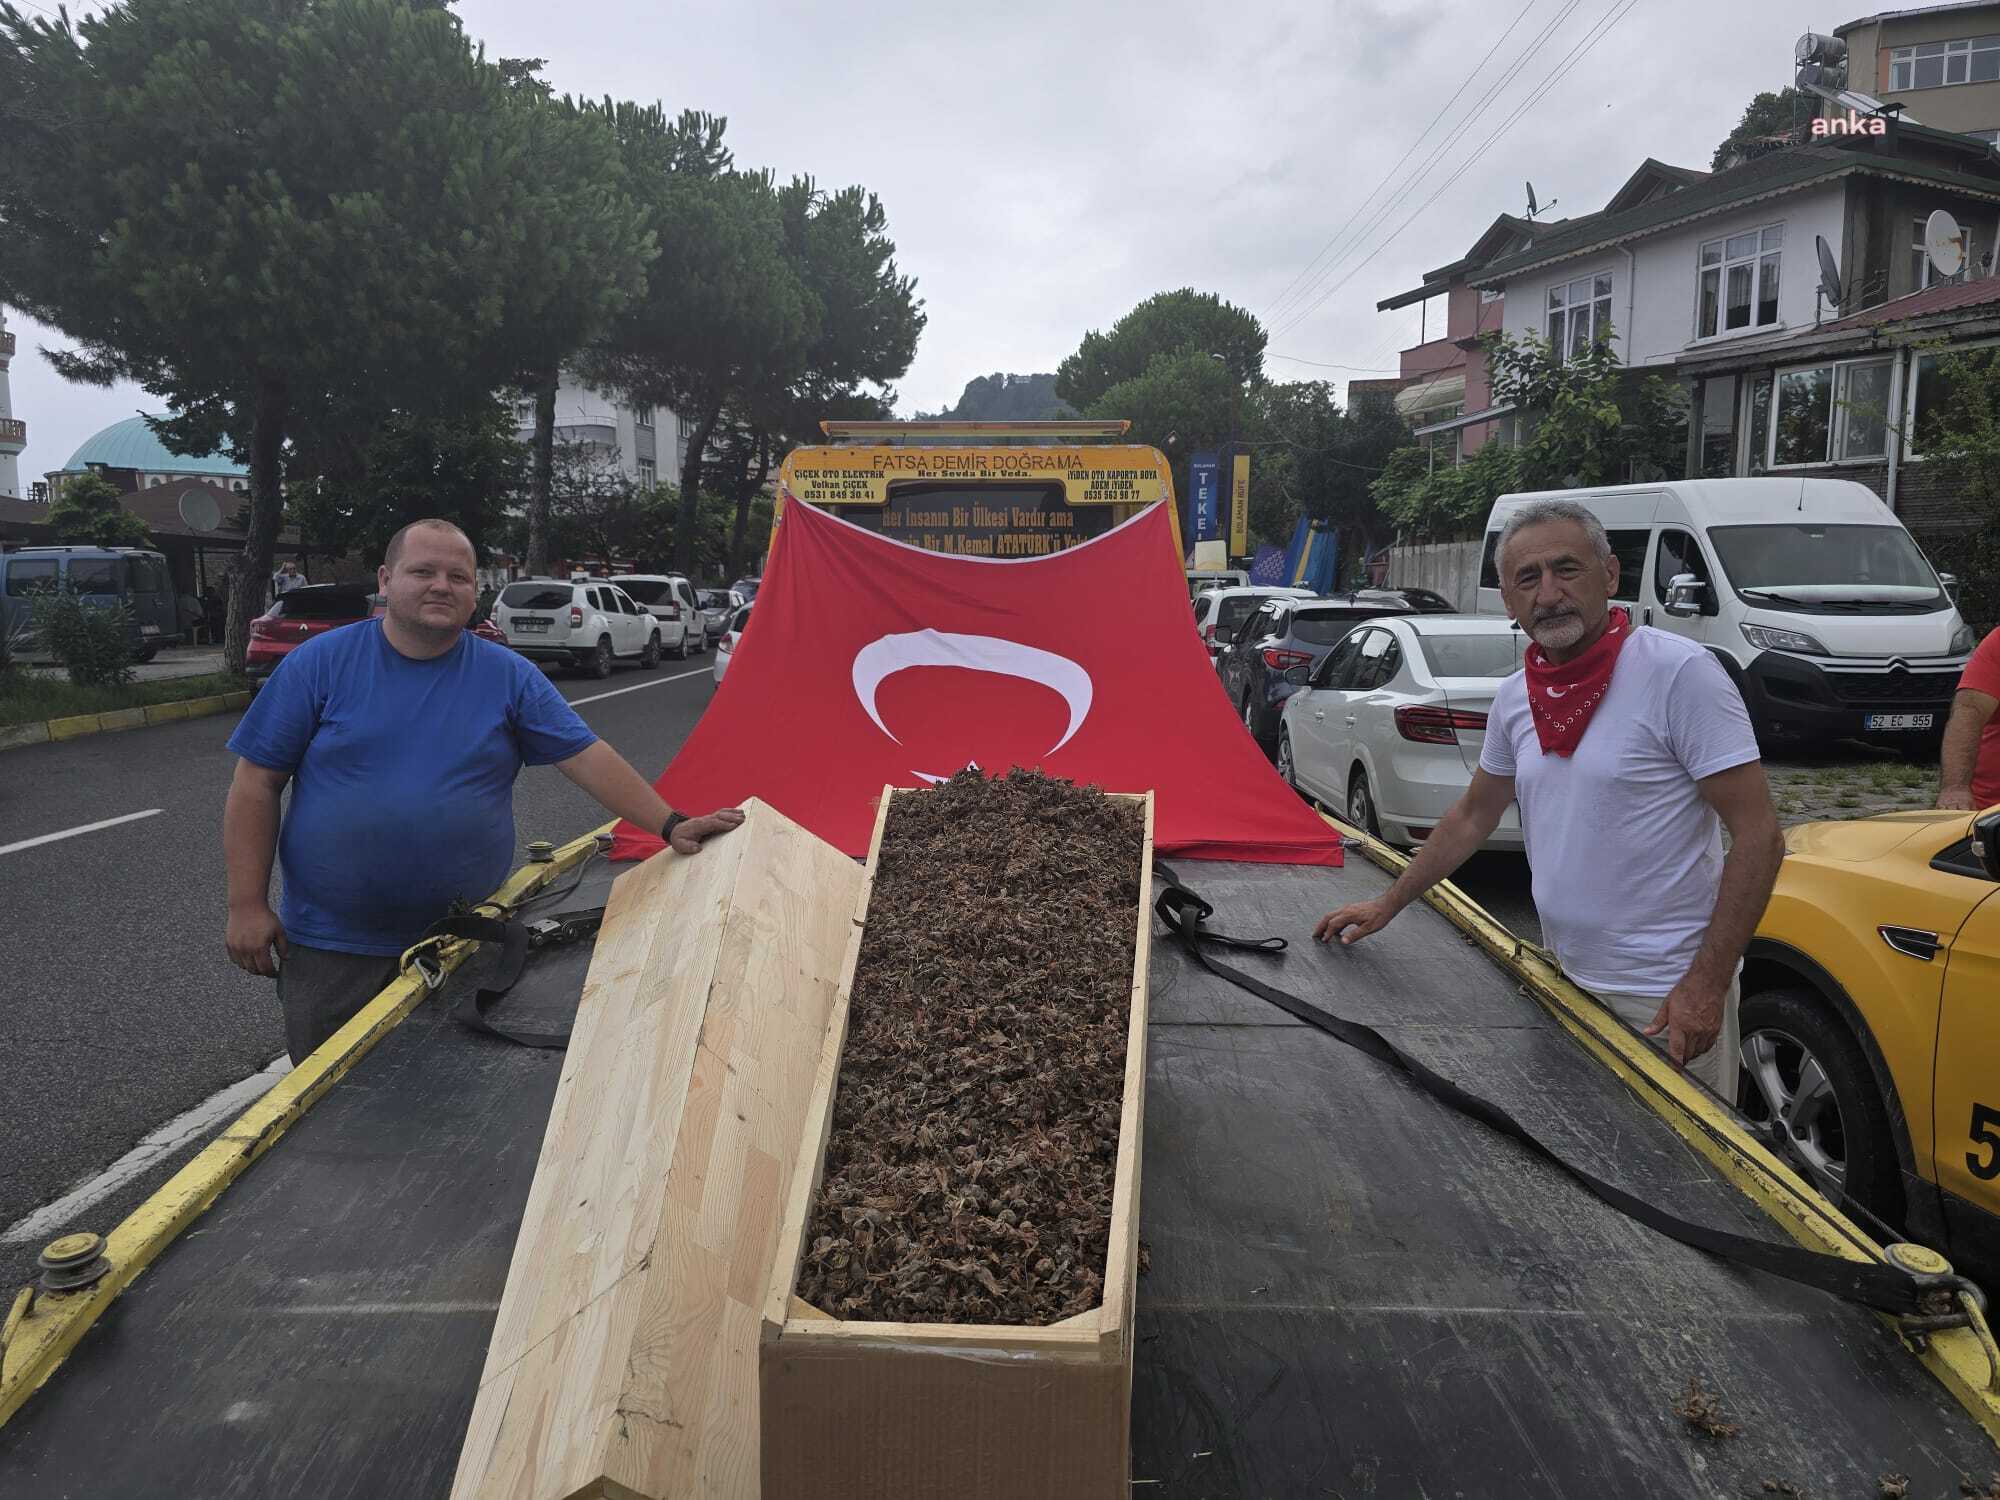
[1525,182,1557,221]
[1814,235,1843,324]
[1925,208,1967,282]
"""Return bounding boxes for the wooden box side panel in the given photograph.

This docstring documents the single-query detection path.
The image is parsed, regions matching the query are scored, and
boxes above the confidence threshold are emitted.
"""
[760,1340,1130,1500]
[1099,790,1154,1347]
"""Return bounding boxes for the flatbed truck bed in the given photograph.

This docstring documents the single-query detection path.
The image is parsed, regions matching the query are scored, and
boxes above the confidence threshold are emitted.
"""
[2,836,1996,1497]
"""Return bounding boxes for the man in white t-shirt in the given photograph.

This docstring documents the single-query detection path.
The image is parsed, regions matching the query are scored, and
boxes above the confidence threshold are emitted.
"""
[1313,499,1785,1094]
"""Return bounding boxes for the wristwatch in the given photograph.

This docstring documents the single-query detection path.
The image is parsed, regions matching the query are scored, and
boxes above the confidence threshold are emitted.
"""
[660,811,687,844]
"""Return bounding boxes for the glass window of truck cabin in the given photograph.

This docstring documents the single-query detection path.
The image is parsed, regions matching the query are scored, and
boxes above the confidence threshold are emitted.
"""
[1547,273,1613,360]
[1653,528,1714,602]
[1707,524,1945,608]
[1696,224,1782,338]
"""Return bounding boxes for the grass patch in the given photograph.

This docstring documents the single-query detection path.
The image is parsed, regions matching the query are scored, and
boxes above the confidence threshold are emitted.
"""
[0,670,250,728]
[1833,794,1863,808]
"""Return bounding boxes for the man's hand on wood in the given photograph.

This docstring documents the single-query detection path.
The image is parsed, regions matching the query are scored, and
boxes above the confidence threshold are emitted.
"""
[671,808,745,855]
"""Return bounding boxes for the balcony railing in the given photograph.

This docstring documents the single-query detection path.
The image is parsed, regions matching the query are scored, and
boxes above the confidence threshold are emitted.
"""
[0,418,26,448]
[0,331,14,358]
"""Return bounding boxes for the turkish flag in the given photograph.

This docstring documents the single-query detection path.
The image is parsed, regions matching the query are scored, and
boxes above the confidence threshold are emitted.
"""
[609,500,1341,865]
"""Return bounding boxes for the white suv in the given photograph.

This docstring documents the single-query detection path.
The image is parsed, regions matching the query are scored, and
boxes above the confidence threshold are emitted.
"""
[613,574,702,657]
[494,579,663,678]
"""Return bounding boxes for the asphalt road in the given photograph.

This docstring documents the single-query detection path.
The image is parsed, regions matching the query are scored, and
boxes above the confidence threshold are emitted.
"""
[0,649,720,1272]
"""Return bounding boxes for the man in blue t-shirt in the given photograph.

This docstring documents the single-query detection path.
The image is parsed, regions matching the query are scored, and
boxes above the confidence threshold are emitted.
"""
[223,519,741,1063]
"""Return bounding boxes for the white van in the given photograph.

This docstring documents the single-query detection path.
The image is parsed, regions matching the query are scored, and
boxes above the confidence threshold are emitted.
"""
[1475,479,1976,748]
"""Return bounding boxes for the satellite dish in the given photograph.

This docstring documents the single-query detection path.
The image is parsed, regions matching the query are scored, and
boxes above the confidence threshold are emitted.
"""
[1815,236,1843,309]
[177,488,222,533]
[1525,182,1538,218]
[1926,209,1967,279]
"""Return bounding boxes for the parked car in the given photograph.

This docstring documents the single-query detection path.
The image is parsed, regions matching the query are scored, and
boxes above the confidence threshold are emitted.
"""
[246,584,375,678]
[613,573,701,657]
[712,601,750,685]
[492,578,662,678]
[1477,479,1975,751]
[730,575,762,601]
[1185,568,1249,602]
[1744,807,2000,1278]
[1340,586,1458,614]
[1219,595,1410,754]
[1277,615,1525,851]
[1193,585,1317,662]
[0,544,182,662]
[696,588,743,645]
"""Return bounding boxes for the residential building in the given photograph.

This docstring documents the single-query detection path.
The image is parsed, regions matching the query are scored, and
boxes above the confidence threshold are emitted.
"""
[1834,3,2000,141]
[512,374,686,491]
[1461,113,2000,552]
[0,307,22,499]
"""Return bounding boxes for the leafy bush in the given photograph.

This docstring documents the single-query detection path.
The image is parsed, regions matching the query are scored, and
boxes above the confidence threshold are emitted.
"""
[33,591,135,687]
[1372,440,1523,536]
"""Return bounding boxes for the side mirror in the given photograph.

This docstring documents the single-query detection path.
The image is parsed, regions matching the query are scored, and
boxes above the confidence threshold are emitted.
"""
[1283,665,1311,686]
[1940,572,1962,606]
[1977,810,2000,882]
[1663,573,1708,618]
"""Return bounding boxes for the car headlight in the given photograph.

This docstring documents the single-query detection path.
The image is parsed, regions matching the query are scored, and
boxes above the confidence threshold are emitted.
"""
[1741,622,1830,655]
[1951,622,1977,655]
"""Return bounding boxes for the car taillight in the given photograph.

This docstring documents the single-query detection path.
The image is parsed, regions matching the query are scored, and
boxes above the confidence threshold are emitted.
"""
[1261,648,1312,671]
[249,618,274,640]
[569,606,583,627]
[1203,624,1217,643]
[664,604,681,620]
[720,632,737,653]
[1395,705,1488,745]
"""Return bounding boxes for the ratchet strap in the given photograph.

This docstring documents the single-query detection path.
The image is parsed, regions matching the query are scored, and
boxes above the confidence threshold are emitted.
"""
[1151,862,1958,1319]
[406,906,605,1050]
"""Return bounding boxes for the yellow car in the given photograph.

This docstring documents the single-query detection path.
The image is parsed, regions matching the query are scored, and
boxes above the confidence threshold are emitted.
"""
[1745,807,2000,1277]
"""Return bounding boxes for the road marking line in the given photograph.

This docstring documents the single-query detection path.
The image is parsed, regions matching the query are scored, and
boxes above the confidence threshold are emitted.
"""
[566,666,711,707]
[1,1054,292,1245]
[0,808,165,858]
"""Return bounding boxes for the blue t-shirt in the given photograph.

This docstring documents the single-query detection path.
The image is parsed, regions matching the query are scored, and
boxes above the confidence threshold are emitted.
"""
[227,620,598,956]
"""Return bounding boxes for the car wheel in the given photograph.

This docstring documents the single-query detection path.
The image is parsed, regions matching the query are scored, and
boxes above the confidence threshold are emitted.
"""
[589,637,613,679]
[136,646,159,664]
[1276,729,1303,795]
[1737,986,1902,1222]
[1347,766,1382,839]
[641,631,661,669]
[673,626,693,659]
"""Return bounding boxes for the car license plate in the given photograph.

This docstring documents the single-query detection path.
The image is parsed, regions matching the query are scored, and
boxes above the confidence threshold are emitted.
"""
[515,618,549,633]
[140,624,160,636]
[1865,712,1934,731]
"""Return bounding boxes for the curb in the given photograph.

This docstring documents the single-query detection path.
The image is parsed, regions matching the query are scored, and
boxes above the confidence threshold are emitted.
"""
[2,687,257,753]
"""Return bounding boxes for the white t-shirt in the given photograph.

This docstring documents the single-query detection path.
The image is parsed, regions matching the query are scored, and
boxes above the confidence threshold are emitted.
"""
[1477,627,1760,998]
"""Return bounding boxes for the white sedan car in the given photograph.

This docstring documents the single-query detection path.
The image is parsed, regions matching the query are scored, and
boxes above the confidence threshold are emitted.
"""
[1277,614,1525,851]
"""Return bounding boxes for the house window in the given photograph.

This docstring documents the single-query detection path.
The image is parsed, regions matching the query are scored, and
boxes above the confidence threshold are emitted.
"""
[1743,372,1773,473]
[1907,343,2000,457]
[1912,216,1937,290]
[636,458,656,488]
[1890,36,2000,91]
[1478,287,1502,305]
[1770,357,1893,466]
[1546,273,1613,359]
[634,407,654,430]
[1697,225,1782,338]
[1697,376,1738,478]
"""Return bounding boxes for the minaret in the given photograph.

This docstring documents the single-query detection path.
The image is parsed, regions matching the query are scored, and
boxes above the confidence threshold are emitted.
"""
[0,307,22,499]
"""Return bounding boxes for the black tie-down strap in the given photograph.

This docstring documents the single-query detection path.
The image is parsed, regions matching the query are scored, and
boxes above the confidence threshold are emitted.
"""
[411,907,605,1050]
[1150,863,1958,1320]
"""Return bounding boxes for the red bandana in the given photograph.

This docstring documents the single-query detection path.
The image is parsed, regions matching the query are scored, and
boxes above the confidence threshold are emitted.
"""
[1523,606,1633,757]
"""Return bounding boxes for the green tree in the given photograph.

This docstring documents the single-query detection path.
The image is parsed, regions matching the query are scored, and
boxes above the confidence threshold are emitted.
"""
[1486,330,1687,490]
[0,0,629,671]
[1055,289,1265,412]
[1244,380,1408,562]
[1713,87,1806,169]
[289,399,526,571]
[1909,344,2000,630]
[919,373,1071,422]
[45,471,148,547]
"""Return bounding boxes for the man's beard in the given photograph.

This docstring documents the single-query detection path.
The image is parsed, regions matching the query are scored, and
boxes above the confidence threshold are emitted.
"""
[1528,606,1590,652]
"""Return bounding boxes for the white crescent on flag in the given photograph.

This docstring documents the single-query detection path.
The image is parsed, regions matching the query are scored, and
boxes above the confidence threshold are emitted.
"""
[851,630,1094,781]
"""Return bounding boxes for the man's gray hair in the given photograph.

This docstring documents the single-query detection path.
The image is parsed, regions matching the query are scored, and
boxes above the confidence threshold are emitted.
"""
[1495,498,1614,578]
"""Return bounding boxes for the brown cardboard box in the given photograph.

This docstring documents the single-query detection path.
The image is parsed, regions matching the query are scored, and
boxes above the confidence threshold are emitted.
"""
[758,788,1154,1500]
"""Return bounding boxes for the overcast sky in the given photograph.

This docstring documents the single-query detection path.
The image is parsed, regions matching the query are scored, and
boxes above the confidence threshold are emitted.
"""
[6,0,1841,485]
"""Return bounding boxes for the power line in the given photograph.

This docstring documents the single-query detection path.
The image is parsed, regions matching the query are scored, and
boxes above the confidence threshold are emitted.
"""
[1267,0,1642,346]
[1262,0,1581,331]
[1268,354,1400,372]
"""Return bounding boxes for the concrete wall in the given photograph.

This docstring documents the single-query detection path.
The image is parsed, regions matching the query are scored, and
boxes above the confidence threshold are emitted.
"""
[1842,7,2000,137]
[1500,184,1850,370]
[1387,539,1484,613]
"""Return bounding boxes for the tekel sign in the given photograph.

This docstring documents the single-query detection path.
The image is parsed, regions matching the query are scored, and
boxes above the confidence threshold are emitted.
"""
[1188,451,1222,543]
